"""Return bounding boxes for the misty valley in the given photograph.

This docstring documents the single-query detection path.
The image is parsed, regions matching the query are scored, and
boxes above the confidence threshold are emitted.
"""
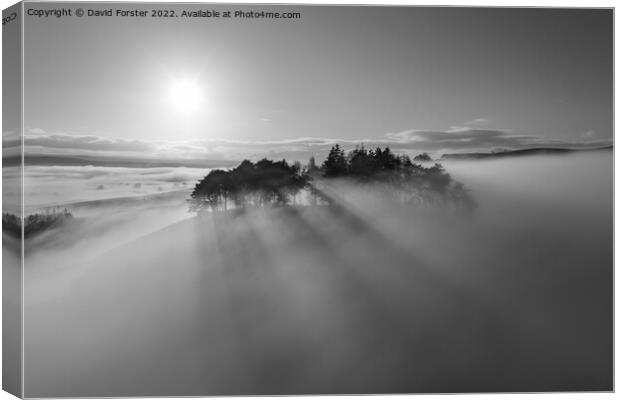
[2,147,612,396]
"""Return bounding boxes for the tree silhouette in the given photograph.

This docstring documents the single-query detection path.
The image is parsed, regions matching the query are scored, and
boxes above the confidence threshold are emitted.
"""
[190,144,475,213]
[347,144,379,179]
[307,156,316,171]
[414,153,432,162]
[318,144,474,210]
[3,209,74,238]
[322,144,347,177]
[189,158,309,212]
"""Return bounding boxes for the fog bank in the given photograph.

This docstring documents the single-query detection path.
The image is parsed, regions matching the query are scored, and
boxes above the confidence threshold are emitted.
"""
[23,151,612,396]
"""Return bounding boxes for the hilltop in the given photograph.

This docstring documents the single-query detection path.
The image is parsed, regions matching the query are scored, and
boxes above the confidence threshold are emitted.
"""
[441,145,612,160]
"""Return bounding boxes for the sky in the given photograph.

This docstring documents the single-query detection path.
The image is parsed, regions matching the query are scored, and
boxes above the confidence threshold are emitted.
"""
[18,4,613,162]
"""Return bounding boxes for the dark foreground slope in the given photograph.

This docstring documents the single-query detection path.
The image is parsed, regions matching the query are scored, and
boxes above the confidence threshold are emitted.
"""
[23,197,611,396]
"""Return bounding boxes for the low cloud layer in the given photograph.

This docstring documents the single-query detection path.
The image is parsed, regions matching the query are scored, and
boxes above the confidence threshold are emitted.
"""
[18,165,206,210]
[13,127,613,165]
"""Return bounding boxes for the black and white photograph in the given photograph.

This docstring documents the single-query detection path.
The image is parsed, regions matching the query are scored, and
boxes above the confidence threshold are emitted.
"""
[1,2,614,397]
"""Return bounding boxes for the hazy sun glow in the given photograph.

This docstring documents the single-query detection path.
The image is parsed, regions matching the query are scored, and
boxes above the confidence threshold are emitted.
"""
[167,78,205,115]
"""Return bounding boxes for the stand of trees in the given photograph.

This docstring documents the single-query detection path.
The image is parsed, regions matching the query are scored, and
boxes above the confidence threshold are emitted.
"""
[2,209,74,238]
[320,144,474,209]
[189,145,475,212]
[189,159,308,212]
[414,153,432,162]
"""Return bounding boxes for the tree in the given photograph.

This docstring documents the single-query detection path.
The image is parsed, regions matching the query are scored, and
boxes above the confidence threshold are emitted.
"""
[377,146,398,170]
[190,169,232,211]
[317,144,475,212]
[414,153,432,162]
[189,158,310,211]
[307,156,317,171]
[189,144,475,213]
[322,144,347,177]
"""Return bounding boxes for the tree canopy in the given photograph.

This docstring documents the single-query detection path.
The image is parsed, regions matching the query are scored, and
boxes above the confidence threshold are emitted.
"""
[414,153,432,162]
[2,209,73,238]
[190,158,308,212]
[189,145,475,212]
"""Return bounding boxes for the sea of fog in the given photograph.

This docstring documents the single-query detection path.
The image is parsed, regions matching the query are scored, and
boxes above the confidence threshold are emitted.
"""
[2,165,211,213]
[15,151,612,396]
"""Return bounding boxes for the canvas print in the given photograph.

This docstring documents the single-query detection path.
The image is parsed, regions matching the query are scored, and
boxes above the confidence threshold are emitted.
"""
[2,3,613,397]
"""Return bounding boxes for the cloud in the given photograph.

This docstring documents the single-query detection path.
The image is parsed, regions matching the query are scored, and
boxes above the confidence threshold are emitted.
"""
[385,128,533,151]
[384,128,612,154]
[20,128,612,164]
[25,133,154,153]
[581,130,596,139]
[22,165,207,208]
[464,118,491,126]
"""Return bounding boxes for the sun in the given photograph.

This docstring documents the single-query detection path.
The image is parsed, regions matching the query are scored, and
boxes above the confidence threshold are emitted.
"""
[167,78,205,115]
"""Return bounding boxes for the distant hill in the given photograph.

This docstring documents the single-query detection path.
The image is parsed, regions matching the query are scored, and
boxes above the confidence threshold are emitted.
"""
[2,154,238,169]
[441,146,612,160]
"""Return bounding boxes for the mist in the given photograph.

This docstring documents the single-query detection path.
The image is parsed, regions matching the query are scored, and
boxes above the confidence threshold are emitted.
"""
[21,151,612,396]
[22,165,208,211]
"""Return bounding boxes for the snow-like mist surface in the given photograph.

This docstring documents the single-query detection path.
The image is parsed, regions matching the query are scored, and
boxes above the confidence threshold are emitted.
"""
[22,152,612,396]
[22,165,209,211]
